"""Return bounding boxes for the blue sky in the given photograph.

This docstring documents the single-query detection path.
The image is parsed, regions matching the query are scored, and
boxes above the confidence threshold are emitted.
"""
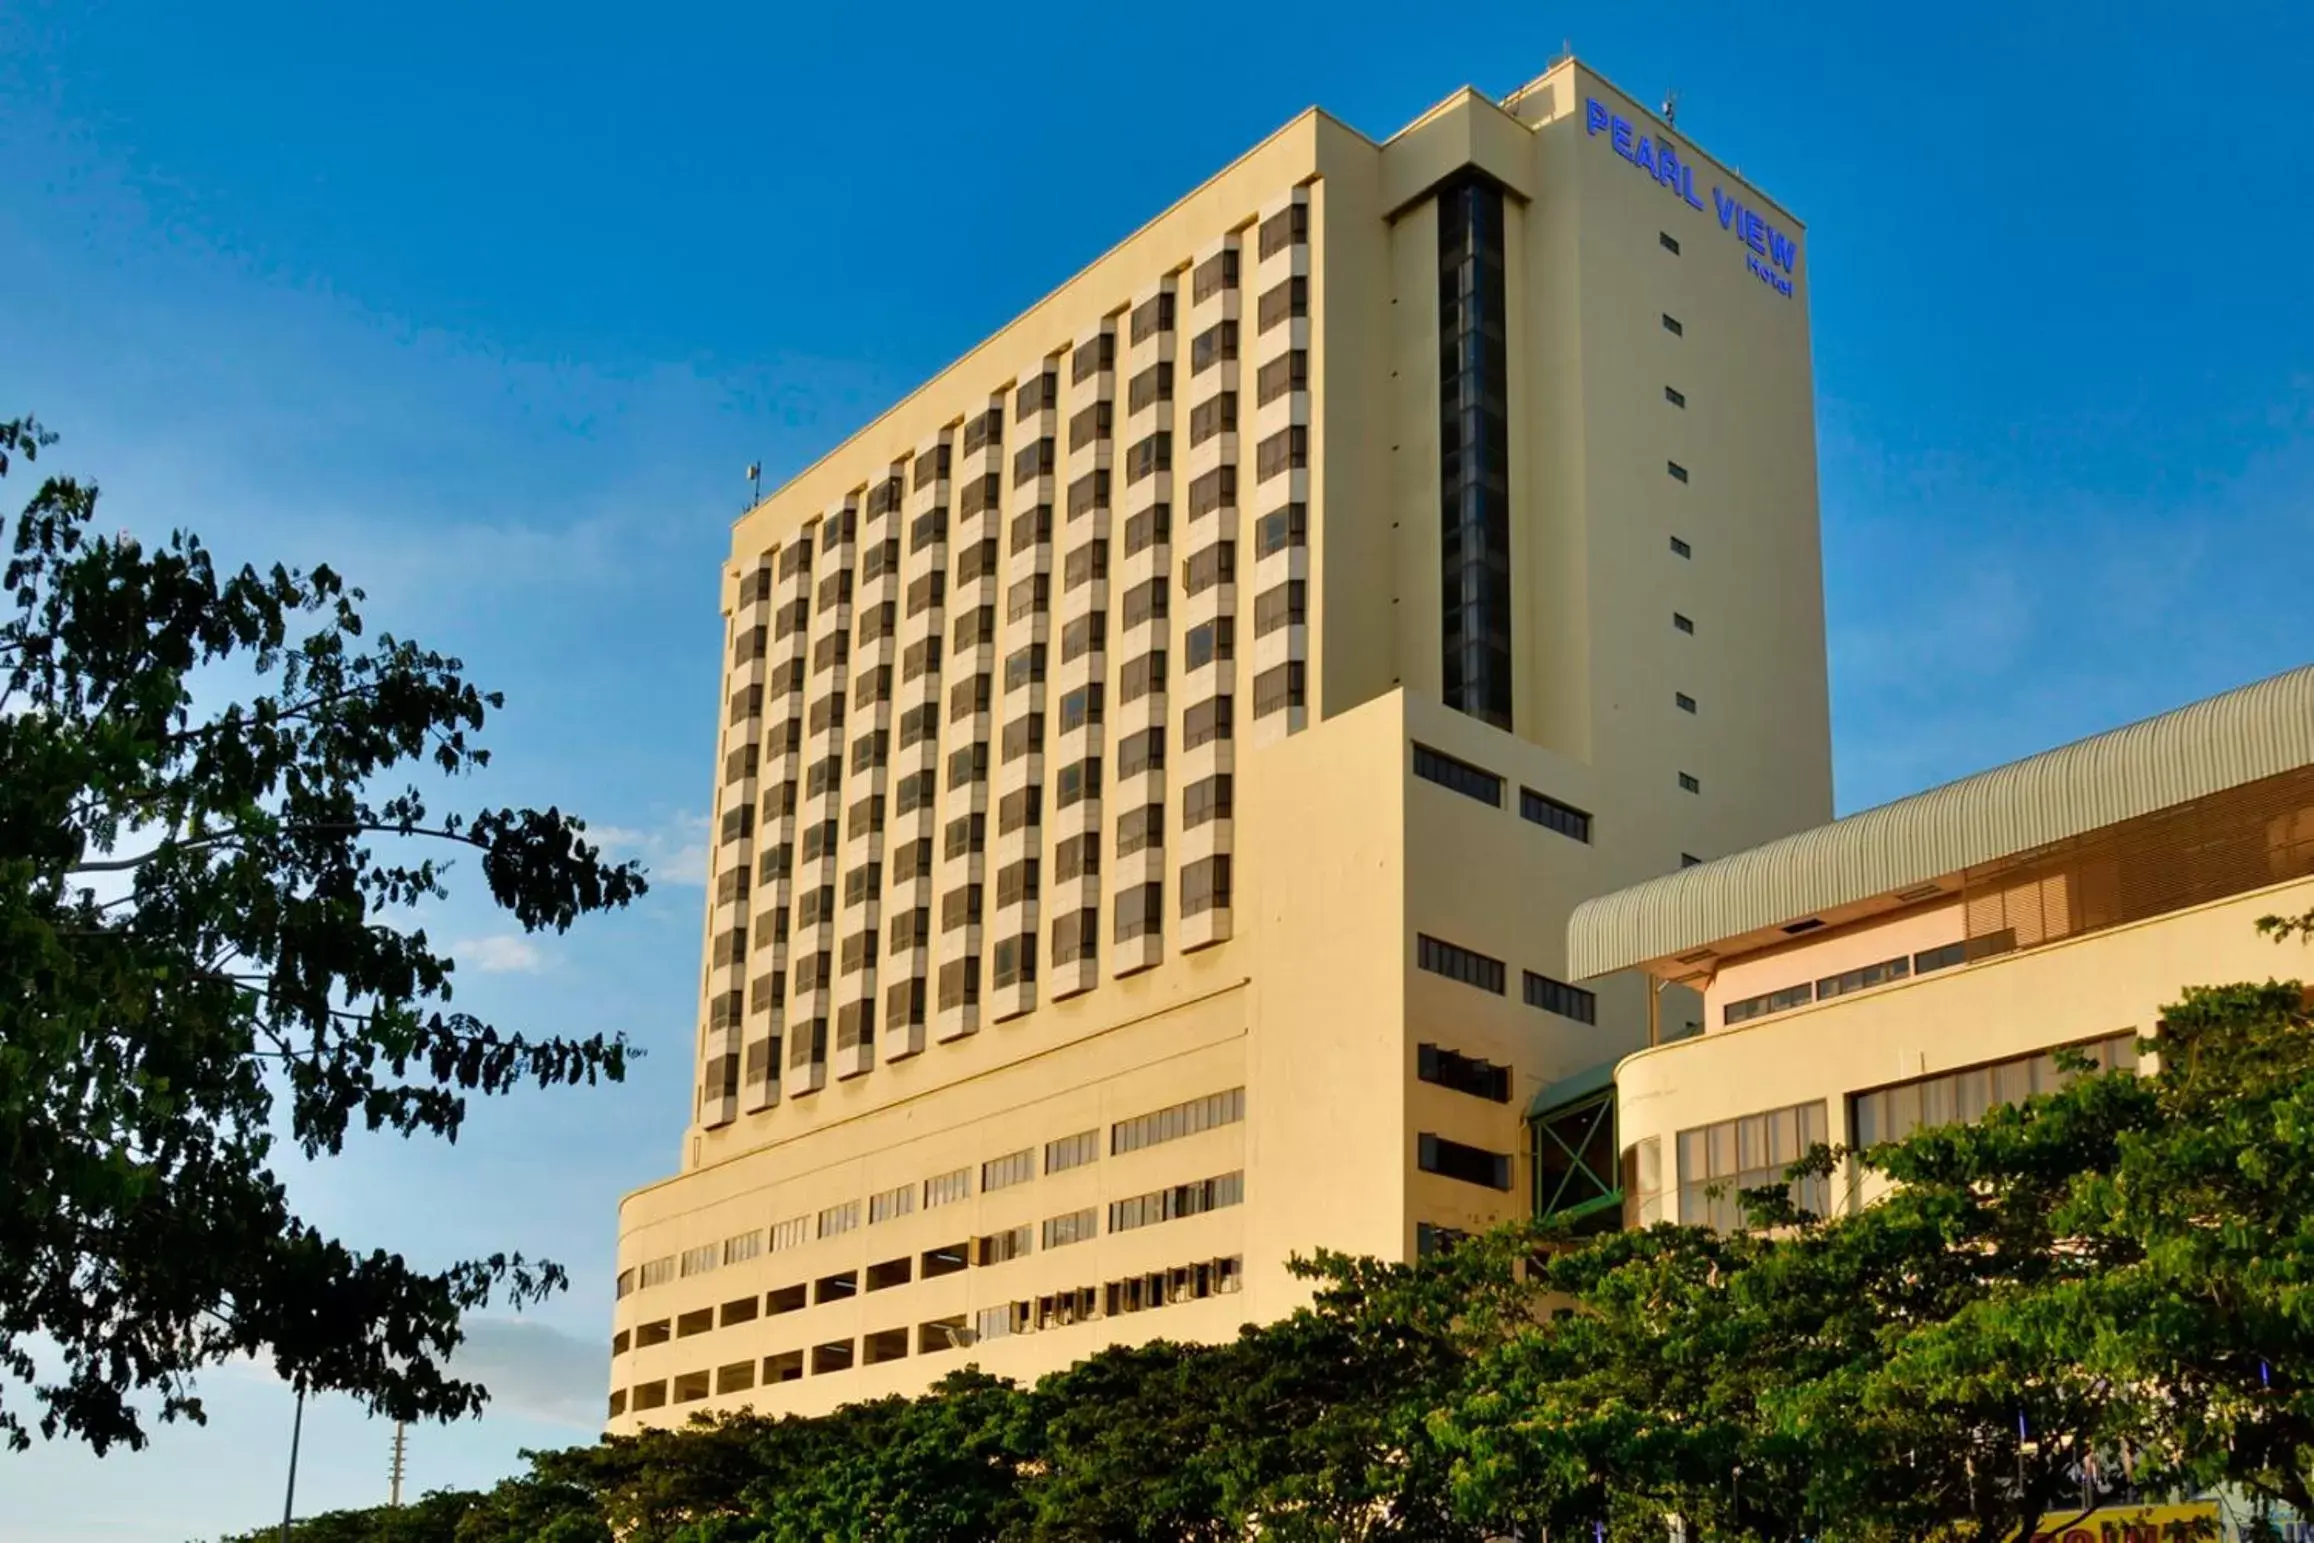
[4,0,2311,1536]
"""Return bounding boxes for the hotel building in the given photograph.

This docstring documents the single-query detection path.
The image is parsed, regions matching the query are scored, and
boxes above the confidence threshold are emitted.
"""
[1541,665,2314,1235]
[609,56,1831,1424]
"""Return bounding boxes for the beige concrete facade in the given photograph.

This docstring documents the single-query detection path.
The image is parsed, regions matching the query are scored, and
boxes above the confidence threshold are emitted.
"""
[1571,666,2314,1234]
[609,57,1831,1427]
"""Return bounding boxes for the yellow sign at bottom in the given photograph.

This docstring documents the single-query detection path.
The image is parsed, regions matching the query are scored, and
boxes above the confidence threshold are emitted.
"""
[2013,1501,2220,1542]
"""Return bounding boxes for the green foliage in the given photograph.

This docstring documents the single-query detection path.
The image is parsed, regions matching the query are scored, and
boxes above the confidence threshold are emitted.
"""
[1,417,646,1452]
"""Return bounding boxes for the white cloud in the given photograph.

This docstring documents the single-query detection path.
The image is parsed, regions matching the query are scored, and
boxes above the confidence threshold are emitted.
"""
[594,812,711,888]
[454,934,547,974]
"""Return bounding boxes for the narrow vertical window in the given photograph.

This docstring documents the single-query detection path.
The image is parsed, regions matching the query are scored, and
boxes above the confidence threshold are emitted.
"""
[1437,176,1512,730]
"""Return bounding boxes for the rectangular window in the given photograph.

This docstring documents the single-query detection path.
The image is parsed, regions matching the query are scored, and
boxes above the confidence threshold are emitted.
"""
[1667,461,1689,484]
[1523,971,1598,1024]
[1252,578,1305,636]
[1012,436,1055,487]
[1124,503,1170,557]
[1816,954,1911,1002]
[1413,744,1502,807]
[982,1147,1035,1192]
[1252,661,1303,719]
[1417,1132,1511,1191]
[942,812,984,859]
[1184,617,1234,672]
[1063,539,1108,591]
[1675,1101,1830,1232]
[1258,201,1306,257]
[1659,231,1681,255]
[1670,535,1692,558]
[962,406,1002,454]
[1067,401,1111,452]
[1108,1171,1245,1232]
[1662,313,1684,336]
[1007,572,1049,622]
[1191,248,1238,302]
[1665,385,1686,408]
[1050,905,1099,963]
[1056,757,1099,809]
[1914,940,1969,975]
[1417,1042,1510,1102]
[1438,175,1512,732]
[903,637,942,682]
[1121,650,1166,704]
[868,1183,916,1225]
[1123,576,1168,629]
[1254,426,1306,481]
[1124,430,1172,485]
[1190,320,1238,375]
[1850,1034,2140,1151]
[1255,275,1307,333]
[1722,981,1817,1026]
[1182,540,1235,595]
[923,1167,971,1208]
[1127,360,1174,413]
[1183,695,1232,749]
[1054,833,1098,882]
[1113,1088,1247,1155]
[1673,611,1694,634]
[1186,466,1236,520]
[817,1200,861,1239]
[937,955,979,1011]
[1187,391,1237,446]
[1255,502,1307,556]
[1675,691,1697,714]
[994,858,1039,910]
[1182,773,1232,830]
[1016,369,1058,420]
[1004,644,1045,693]
[1181,853,1231,916]
[1067,468,1110,520]
[976,1224,1033,1266]
[1416,934,1504,995]
[1114,881,1163,942]
[1041,1208,1099,1250]
[1116,803,1163,856]
[999,713,1043,763]
[1072,332,1115,384]
[1129,291,1174,343]
[997,785,1041,835]
[1061,611,1105,664]
[1059,683,1103,733]
[1679,772,1701,794]
[1255,350,1307,406]
[1045,1130,1099,1173]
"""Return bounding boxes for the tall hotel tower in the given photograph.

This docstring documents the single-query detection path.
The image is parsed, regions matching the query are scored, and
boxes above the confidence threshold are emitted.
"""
[610,57,1833,1424]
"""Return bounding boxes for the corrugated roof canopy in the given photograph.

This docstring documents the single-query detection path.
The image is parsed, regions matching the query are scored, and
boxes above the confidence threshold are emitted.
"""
[1568,663,2314,980]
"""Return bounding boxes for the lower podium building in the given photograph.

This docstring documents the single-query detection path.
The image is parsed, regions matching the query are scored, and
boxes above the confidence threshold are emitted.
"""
[1544,664,2314,1235]
[608,55,1837,1426]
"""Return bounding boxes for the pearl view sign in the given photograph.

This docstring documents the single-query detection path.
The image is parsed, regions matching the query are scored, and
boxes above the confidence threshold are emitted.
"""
[1584,98,1799,299]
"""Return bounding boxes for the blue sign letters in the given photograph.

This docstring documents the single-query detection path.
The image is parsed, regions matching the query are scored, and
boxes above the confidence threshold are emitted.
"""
[1584,97,1798,300]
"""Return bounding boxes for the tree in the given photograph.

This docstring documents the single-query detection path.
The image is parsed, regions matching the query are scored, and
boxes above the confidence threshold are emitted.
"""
[1,417,646,1452]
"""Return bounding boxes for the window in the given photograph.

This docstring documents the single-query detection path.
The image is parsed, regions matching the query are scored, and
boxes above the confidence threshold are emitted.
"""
[1015,368,1058,419]
[1127,361,1174,413]
[1041,1208,1099,1249]
[1418,1132,1511,1191]
[1185,617,1234,671]
[723,1230,764,1266]
[903,637,942,682]
[1050,905,1099,963]
[1258,201,1306,257]
[1659,230,1681,255]
[1060,683,1103,733]
[1113,1088,1246,1155]
[1662,313,1684,336]
[768,1214,810,1253]
[1252,578,1305,636]
[1109,1171,1244,1231]
[1670,535,1692,558]
[1252,661,1303,719]
[940,884,982,932]
[1182,774,1231,829]
[953,605,996,649]
[1679,772,1701,794]
[1187,466,1236,520]
[982,1147,1035,1192]
[1665,385,1686,408]
[1255,502,1307,556]
[1068,469,1110,519]
[1061,611,1105,664]
[1123,576,1168,629]
[1676,1101,1830,1231]
[1056,757,1099,809]
[942,812,984,859]
[1188,391,1237,445]
[1012,436,1055,486]
[1116,803,1163,856]
[1673,611,1694,634]
[1418,1043,1510,1102]
[1063,539,1108,590]
[1004,644,1045,694]
[959,473,1001,519]
[1192,248,1238,302]
[1124,430,1171,485]
[869,1182,916,1226]
[1010,505,1053,558]
[991,931,1036,988]
[963,406,1002,454]
[1130,291,1174,342]
[1183,695,1232,749]
[1114,881,1163,941]
[1416,934,1504,994]
[1914,940,1969,975]
[1667,461,1689,484]
[1121,650,1166,703]
[1072,332,1114,383]
[1190,320,1238,374]
[1030,1132,1098,1180]
[1067,402,1111,454]
[1183,541,1235,595]
[1413,744,1501,806]
[1722,981,1817,1026]
[995,858,1040,909]
[679,1244,718,1279]
[1524,972,1598,1024]
[946,742,987,790]
[1054,833,1098,882]
[999,713,1043,763]
[976,1224,1033,1266]
[1817,954,1911,1002]
[1124,504,1170,556]
[1255,275,1307,332]
[924,1167,971,1208]
[1255,426,1306,481]
[1439,175,1512,732]
[997,785,1041,834]
[1181,854,1231,916]
[1256,350,1307,406]
[817,1200,860,1239]
[1851,1034,2140,1150]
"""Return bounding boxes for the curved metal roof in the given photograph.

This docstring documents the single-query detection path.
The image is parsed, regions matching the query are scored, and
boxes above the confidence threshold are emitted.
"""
[1568,663,2314,980]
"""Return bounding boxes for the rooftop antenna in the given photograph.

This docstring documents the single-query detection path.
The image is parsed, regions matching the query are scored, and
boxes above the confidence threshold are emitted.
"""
[745,462,762,508]
[1661,89,1680,127]
[388,1421,408,1507]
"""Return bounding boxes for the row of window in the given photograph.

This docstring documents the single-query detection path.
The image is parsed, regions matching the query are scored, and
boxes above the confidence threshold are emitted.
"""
[621,1089,1245,1297]
[1414,933,1597,1024]
[609,1254,1246,1416]
[1410,742,1593,843]
[1719,932,2015,1027]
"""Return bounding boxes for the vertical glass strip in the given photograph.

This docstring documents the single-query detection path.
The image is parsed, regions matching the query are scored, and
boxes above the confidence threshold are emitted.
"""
[1437,177,1512,729]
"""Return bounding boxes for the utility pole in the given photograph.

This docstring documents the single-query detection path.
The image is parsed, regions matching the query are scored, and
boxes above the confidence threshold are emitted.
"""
[278,1379,305,1543]
[388,1421,408,1507]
